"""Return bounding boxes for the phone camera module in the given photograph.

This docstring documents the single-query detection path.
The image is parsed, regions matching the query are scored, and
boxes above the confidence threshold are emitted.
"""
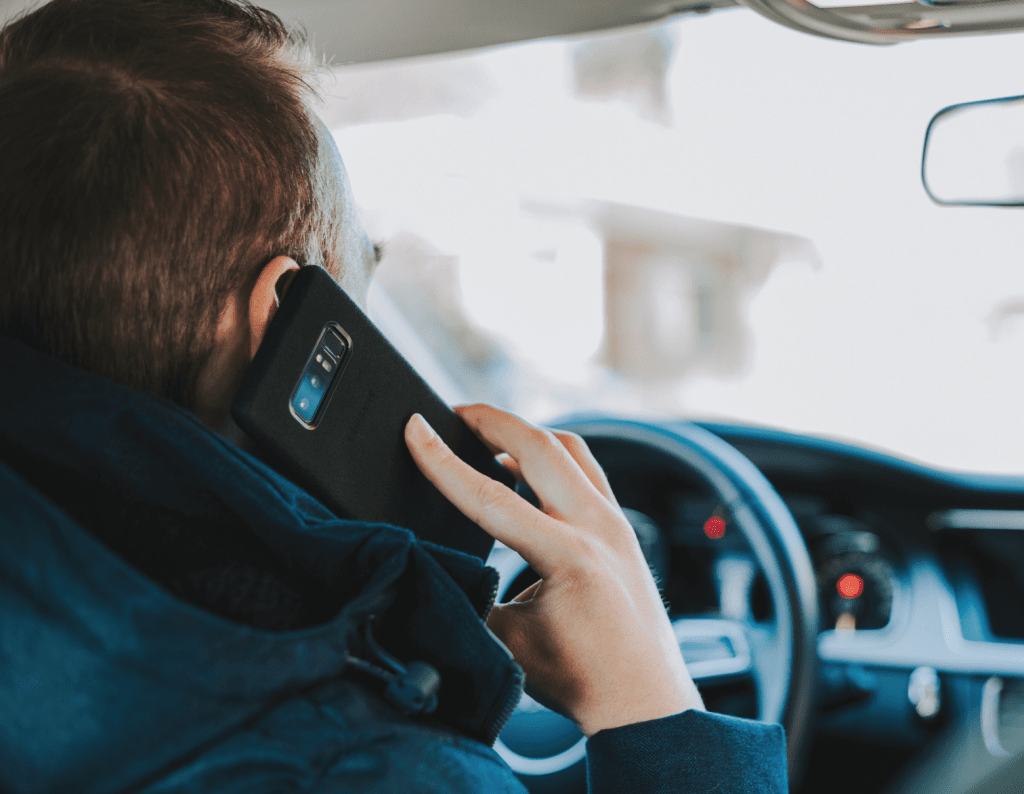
[290,327,348,426]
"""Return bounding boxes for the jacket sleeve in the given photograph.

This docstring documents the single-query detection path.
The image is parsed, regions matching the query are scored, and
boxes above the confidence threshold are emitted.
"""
[585,709,788,794]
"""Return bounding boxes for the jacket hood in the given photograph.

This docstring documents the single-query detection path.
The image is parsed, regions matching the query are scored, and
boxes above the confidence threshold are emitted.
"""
[0,336,523,792]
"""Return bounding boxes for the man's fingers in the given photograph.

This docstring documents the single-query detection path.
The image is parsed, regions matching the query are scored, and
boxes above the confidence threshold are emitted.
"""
[454,405,507,457]
[454,405,614,505]
[549,430,618,507]
[496,453,524,482]
[503,578,542,604]
[454,404,606,521]
[405,414,561,575]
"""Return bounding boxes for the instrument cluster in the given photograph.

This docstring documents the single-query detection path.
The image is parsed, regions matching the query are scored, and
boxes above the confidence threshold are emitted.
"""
[804,516,899,633]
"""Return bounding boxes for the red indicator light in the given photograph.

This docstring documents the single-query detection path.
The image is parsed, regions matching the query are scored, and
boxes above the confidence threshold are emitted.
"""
[837,573,864,599]
[704,516,726,539]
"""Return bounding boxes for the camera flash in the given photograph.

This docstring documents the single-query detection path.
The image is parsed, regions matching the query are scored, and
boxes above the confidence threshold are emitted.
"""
[322,360,333,372]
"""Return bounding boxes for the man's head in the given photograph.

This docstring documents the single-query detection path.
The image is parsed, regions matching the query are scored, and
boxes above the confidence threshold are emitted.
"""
[0,0,377,427]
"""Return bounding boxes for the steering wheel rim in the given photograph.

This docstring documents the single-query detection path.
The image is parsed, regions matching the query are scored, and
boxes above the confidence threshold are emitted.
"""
[490,417,818,785]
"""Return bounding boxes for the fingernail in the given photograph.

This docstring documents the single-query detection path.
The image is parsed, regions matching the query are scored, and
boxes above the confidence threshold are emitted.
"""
[408,413,437,444]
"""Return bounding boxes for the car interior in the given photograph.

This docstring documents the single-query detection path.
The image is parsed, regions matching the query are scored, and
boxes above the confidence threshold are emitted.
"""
[4,0,1024,791]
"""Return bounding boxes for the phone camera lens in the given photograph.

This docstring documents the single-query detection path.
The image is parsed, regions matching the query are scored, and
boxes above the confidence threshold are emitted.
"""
[298,398,310,412]
[310,376,321,389]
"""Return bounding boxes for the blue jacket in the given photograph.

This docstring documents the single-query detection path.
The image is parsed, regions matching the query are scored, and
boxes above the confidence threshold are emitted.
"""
[0,336,787,793]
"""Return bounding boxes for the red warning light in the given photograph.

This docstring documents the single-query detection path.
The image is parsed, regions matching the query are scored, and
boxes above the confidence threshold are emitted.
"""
[837,573,864,599]
[704,516,726,539]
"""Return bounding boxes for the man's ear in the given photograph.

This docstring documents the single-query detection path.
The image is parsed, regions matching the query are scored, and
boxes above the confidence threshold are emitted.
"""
[249,256,300,358]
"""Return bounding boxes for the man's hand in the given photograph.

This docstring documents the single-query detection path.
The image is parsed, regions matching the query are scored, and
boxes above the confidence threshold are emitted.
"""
[405,404,704,737]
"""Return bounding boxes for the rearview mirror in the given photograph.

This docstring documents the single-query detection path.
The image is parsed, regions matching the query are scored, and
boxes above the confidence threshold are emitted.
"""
[922,95,1024,207]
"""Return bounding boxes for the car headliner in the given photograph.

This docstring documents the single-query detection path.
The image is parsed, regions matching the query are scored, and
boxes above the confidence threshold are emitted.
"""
[7,0,1024,61]
[0,0,735,62]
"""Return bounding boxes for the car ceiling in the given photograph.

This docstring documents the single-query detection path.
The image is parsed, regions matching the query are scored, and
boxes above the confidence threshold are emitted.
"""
[260,0,736,62]
[0,0,734,61]
[3,0,1024,65]
[257,0,1024,52]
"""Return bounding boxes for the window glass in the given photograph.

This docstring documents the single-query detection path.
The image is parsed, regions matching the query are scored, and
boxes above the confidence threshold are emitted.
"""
[325,13,1024,474]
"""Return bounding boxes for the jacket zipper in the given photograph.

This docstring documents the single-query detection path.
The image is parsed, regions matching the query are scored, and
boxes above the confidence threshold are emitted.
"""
[483,665,525,746]
[478,565,501,622]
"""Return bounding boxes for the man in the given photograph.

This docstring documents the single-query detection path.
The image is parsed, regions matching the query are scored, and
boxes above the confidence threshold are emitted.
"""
[0,0,787,791]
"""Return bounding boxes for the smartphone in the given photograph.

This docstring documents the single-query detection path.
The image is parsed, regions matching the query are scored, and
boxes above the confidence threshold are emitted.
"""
[231,265,512,560]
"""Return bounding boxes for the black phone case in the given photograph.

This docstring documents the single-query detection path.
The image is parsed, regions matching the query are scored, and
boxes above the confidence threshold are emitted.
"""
[231,266,510,560]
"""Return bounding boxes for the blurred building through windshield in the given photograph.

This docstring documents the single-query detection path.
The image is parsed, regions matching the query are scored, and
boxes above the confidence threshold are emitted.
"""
[370,198,816,416]
[321,23,817,419]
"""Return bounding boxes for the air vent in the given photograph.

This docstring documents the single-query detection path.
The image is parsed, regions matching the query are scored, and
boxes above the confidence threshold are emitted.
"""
[935,529,1024,641]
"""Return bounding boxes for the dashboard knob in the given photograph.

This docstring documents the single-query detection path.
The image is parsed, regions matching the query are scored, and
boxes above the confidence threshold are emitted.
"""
[908,666,942,720]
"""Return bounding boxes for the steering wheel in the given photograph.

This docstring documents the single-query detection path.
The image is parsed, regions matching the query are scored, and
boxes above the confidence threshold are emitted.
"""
[487,417,819,792]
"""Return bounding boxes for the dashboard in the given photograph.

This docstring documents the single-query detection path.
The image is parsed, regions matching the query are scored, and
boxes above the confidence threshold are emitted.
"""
[698,421,1024,793]
[491,418,1024,794]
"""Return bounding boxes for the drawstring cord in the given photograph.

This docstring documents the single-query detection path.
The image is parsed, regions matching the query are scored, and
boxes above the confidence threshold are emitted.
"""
[345,616,441,716]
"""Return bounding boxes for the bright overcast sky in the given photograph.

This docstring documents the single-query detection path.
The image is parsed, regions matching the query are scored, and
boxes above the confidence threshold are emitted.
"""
[335,10,1024,475]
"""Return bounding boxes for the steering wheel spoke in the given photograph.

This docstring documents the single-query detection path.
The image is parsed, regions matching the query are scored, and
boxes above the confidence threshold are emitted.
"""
[672,617,754,681]
[746,620,787,719]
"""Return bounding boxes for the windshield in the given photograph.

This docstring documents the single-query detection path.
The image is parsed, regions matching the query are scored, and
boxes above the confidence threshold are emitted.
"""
[324,11,1024,475]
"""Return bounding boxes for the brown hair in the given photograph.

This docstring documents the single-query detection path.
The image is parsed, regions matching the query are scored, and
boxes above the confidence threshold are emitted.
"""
[0,0,343,407]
